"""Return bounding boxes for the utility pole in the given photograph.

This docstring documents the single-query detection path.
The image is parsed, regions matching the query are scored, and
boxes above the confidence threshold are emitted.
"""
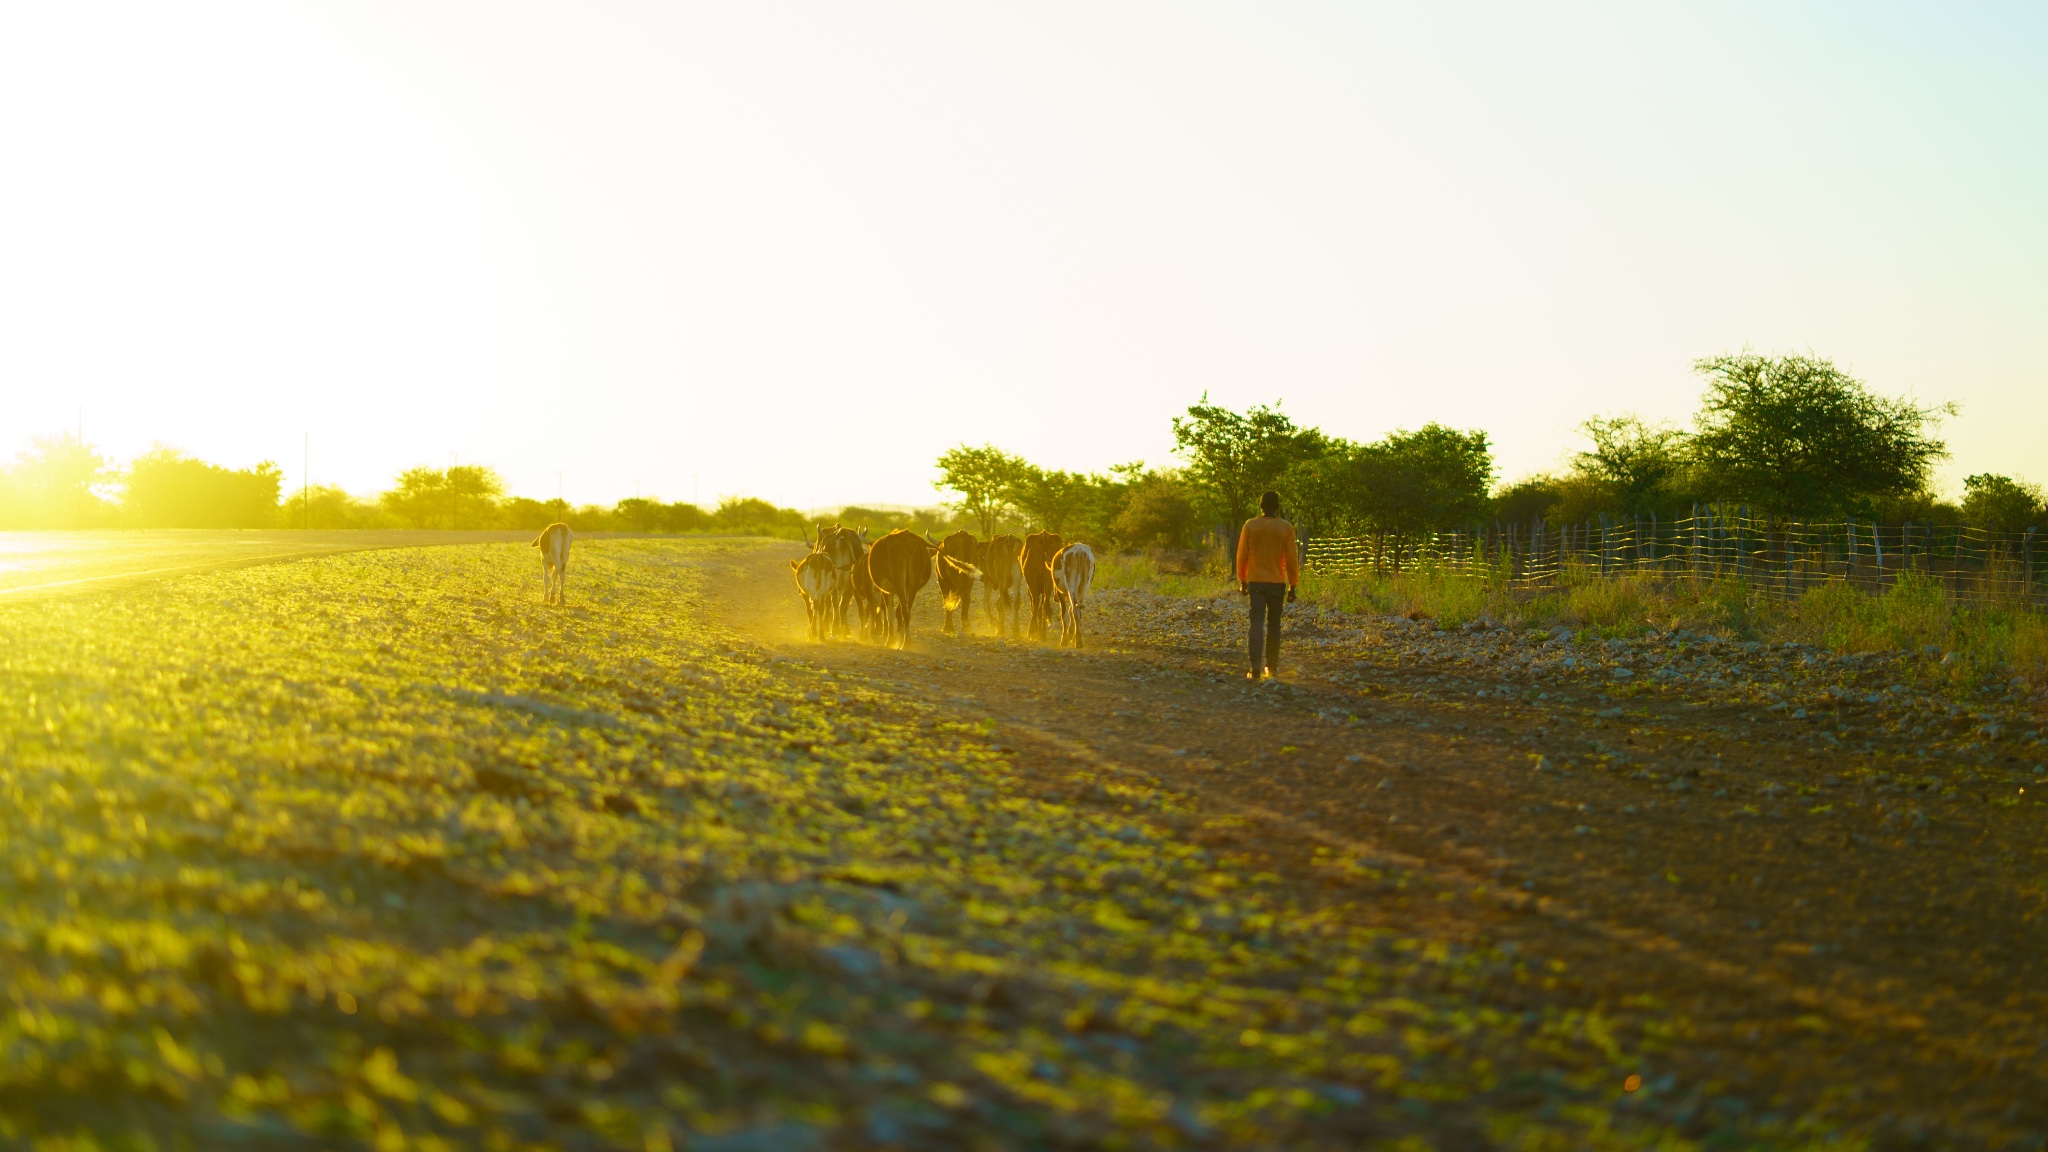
[302,432,309,530]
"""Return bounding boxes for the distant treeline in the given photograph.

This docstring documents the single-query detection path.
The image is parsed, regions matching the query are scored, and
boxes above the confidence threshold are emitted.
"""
[7,351,2041,541]
[0,442,839,536]
[937,351,2045,548]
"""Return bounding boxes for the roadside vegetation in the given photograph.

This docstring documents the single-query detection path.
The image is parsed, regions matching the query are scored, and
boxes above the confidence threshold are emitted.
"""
[0,536,1840,1150]
[1094,545,2048,687]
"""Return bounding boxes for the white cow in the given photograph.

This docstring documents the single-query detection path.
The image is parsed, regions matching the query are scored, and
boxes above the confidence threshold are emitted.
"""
[790,550,836,641]
[1050,542,1096,649]
[533,522,573,605]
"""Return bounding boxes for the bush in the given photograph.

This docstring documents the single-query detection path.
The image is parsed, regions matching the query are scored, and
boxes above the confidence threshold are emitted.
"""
[124,448,282,528]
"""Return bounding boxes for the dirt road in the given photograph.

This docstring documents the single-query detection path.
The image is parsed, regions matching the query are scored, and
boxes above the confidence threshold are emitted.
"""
[720,541,2047,1148]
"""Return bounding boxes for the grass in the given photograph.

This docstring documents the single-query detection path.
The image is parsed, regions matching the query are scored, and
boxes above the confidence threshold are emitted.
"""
[0,538,1852,1149]
[1099,549,2048,684]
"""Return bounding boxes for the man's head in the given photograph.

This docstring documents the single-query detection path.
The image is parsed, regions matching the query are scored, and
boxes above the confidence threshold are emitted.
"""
[1259,490,1282,517]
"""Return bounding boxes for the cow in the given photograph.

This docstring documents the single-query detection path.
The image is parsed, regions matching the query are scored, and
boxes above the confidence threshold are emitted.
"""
[532,522,572,605]
[975,533,1024,637]
[1051,542,1096,649]
[849,545,885,642]
[1021,530,1064,640]
[935,530,980,636]
[790,550,836,640]
[865,528,939,650]
[816,523,866,638]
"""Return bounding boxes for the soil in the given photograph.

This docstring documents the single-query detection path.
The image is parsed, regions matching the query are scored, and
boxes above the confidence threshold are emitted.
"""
[718,542,2048,1148]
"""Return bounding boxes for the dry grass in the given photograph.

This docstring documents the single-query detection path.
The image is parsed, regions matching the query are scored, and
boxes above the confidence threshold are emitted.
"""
[1112,552,2048,684]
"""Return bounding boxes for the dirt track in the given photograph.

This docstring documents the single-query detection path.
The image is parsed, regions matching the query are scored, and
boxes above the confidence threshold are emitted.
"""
[719,541,2047,1147]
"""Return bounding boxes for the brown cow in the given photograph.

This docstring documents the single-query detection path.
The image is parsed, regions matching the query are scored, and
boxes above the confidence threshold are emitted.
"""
[816,523,866,638]
[1021,529,1064,640]
[975,533,1024,637]
[935,529,980,636]
[865,528,939,650]
[850,546,884,642]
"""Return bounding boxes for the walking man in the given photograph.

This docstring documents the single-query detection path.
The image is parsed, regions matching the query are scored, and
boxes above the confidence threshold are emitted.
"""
[1235,490,1299,681]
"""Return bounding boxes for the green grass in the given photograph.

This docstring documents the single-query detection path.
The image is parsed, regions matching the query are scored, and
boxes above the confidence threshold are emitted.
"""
[1286,560,2048,682]
[0,539,1842,1149]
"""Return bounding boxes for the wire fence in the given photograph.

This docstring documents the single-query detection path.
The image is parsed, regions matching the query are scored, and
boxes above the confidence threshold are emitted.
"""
[1303,507,2045,607]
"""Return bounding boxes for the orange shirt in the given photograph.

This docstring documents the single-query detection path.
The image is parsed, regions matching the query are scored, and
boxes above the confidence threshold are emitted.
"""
[1235,516,1300,585]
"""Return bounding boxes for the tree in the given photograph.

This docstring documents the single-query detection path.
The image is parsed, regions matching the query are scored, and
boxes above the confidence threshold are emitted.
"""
[1275,446,1363,538]
[1961,474,2044,533]
[444,465,504,530]
[1010,466,1095,535]
[3,433,109,528]
[1572,415,1690,515]
[299,485,394,529]
[1170,398,1327,532]
[124,447,282,528]
[1110,472,1199,549]
[934,444,1025,537]
[1689,353,1952,517]
[379,465,505,529]
[1345,424,1495,534]
[1492,474,1562,526]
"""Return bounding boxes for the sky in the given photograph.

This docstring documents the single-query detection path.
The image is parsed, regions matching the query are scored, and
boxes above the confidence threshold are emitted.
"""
[1,2,2043,510]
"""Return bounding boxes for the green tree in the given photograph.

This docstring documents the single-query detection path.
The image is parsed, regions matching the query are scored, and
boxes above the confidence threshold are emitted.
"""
[445,465,504,530]
[379,465,506,529]
[1111,471,1200,549]
[124,447,283,528]
[3,433,109,528]
[298,485,394,529]
[1170,397,1328,533]
[1011,466,1096,535]
[1689,352,1952,516]
[1345,424,1495,534]
[934,444,1026,537]
[712,497,807,539]
[1961,474,2044,533]
[1275,446,1363,538]
[1492,474,1562,526]
[1572,415,1690,515]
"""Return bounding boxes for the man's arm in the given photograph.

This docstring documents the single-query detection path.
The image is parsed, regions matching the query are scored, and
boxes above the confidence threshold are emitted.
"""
[1235,521,1252,593]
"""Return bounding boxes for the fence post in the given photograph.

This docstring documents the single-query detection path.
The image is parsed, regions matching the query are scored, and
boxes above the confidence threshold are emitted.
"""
[2026,526,2037,598]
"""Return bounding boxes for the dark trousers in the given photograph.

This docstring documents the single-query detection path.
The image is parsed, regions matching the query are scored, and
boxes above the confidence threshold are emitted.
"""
[1247,582,1285,673]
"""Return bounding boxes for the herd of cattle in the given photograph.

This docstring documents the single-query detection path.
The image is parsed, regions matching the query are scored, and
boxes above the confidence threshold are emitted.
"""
[790,526,1097,649]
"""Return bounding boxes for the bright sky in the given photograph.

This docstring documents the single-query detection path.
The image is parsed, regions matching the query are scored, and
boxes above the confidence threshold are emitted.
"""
[2,3,2043,510]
